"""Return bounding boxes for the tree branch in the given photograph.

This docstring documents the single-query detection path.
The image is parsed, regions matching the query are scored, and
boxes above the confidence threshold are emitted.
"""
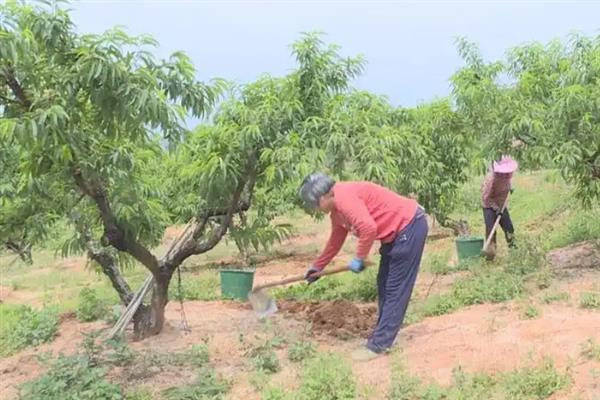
[160,155,258,271]
[72,168,159,276]
[1,66,31,109]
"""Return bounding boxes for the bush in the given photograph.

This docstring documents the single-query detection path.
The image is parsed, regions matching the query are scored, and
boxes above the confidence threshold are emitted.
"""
[162,367,229,400]
[20,354,122,400]
[288,340,316,363]
[0,305,58,356]
[297,353,356,400]
[77,287,107,322]
[580,292,600,309]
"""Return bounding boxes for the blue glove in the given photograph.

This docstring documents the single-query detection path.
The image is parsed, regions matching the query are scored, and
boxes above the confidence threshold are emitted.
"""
[348,258,365,273]
[304,266,322,284]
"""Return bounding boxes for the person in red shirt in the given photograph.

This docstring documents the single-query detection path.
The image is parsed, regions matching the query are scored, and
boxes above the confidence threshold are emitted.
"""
[299,173,428,361]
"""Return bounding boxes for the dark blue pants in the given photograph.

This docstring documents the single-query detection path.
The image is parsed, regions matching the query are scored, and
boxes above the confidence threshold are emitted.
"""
[367,208,428,353]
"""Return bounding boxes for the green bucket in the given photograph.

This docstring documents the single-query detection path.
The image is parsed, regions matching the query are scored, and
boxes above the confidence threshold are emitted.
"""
[455,236,484,260]
[220,269,255,300]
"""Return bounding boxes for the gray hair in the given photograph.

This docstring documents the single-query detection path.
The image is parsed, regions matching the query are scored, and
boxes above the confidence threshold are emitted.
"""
[298,172,335,209]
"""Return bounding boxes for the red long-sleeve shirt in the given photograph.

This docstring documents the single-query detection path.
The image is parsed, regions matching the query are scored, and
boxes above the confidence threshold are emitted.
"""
[313,182,418,269]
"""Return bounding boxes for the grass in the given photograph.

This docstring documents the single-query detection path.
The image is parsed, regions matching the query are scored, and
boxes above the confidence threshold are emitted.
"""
[273,267,377,302]
[296,353,356,400]
[0,303,59,357]
[541,291,570,304]
[168,270,220,301]
[389,356,570,400]
[580,292,600,310]
[20,353,122,400]
[162,367,230,400]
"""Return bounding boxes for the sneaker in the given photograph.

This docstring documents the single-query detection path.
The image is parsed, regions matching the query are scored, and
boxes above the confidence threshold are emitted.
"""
[351,347,382,362]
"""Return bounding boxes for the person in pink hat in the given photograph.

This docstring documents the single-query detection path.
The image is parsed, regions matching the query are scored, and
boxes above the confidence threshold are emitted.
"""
[480,155,518,260]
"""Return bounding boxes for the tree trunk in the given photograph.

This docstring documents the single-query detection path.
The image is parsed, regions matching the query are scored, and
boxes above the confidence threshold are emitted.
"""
[148,268,174,336]
[85,240,157,339]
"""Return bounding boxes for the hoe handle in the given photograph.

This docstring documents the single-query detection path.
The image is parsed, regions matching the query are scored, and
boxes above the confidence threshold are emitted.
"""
[251,264,360,292]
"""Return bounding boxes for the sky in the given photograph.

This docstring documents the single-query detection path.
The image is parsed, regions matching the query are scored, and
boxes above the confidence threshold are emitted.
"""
[69,0,600,108]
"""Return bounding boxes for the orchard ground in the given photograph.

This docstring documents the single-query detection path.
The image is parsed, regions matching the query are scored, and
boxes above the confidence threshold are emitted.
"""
[1,171,599,400]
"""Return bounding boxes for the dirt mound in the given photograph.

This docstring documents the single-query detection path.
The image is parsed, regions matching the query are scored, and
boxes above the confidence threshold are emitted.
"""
[280,300,377,339]
[547,240,600,271]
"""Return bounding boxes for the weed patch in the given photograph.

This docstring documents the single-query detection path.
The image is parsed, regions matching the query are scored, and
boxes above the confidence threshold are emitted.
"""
[580,292,600,309]
[162,367,230,400]
[249,342,280,374]
[288,339,316,363]
[20,353,122,400]
[169,272,219,301]
[274,268,377,302]
[0,304,58,356]
[297,353,356,400]
[389,357,569,400]
[541,291,570,304]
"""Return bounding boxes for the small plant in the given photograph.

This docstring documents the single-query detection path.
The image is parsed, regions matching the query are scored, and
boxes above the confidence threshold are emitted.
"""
[520,304,540,320]
[77,287,107,322]
[288,339,316,363]
[501,358,570,399]
[541,291,570,304]
[20,353,122,400]
[580,338,600,361]
[162,367,230,400]
[297,353,356,400]
[250,343,280,374]
[580,292,600,309]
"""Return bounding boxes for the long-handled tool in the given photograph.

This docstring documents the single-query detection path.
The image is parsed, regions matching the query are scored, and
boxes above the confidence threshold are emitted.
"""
[481,193,511,257]
[248,265,352,318]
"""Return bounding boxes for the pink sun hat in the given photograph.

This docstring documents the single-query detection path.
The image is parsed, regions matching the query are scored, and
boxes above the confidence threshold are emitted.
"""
[493,155,519,174]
